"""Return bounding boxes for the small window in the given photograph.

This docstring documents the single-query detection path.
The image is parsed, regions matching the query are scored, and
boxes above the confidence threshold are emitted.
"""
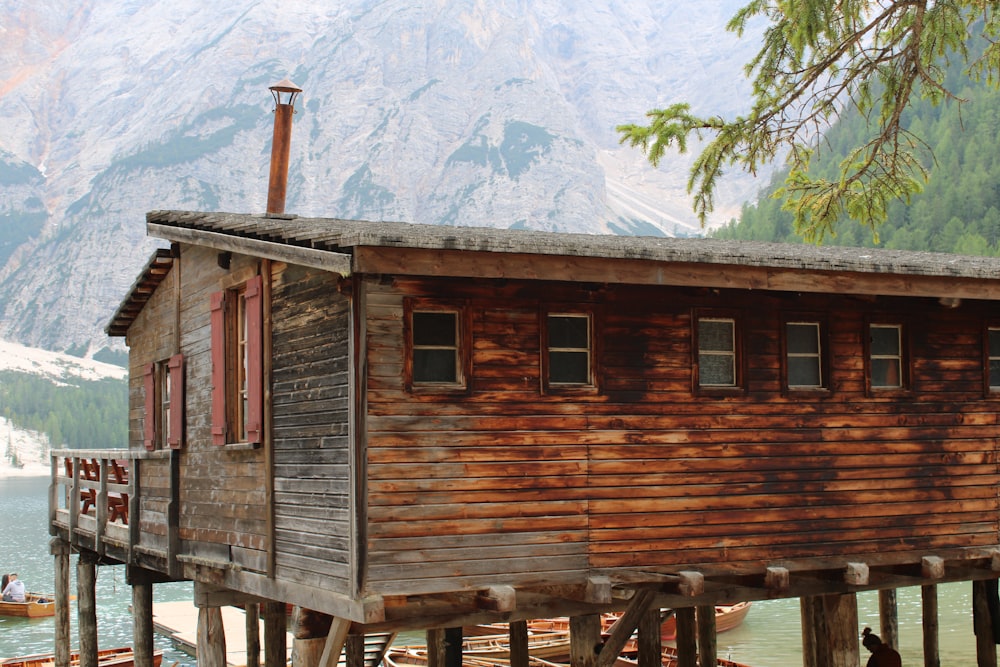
[143,354,184,450]
[698,317,737,387]
[159,360,172,447]
[412,310,461,385]
[547,313,592,385]
[211,276,263,445]
[869,324,903,389]
[988,327,1000,391]
[786,321,824,389]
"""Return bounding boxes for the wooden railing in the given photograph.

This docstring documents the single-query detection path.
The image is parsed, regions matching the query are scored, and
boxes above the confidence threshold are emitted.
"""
[49,449,172,563]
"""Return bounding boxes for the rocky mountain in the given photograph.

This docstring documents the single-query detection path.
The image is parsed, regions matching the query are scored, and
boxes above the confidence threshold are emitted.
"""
[0,0,764,357]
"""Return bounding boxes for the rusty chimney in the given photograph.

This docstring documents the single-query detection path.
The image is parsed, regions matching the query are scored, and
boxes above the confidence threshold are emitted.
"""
[266,78,302,216]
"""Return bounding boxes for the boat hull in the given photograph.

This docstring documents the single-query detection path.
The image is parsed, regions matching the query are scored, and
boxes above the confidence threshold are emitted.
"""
[0,594,55,618]
[0,647,162,667]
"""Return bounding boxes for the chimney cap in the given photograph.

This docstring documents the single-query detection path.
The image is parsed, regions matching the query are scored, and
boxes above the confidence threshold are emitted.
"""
[269,78,302,94]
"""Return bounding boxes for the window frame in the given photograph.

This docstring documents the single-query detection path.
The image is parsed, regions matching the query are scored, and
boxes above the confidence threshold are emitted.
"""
[865,320,910,395]
[984,323,1000,396]
[541,309,598,393]
[143,354,184,450]
[781,315,830,394]
[693,309,745,395]
[404,299,471,393]
[211,274,264,446]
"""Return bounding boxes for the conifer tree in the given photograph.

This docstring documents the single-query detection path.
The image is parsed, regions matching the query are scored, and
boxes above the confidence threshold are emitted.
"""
[617,1,1000,242]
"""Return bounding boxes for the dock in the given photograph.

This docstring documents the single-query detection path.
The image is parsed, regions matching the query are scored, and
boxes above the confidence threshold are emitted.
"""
[152,600,292,666]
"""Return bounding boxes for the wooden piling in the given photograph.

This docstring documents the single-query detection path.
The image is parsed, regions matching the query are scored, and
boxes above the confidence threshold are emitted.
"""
[132,576,155,667]
[878,588,899,650]
[922,585,940,667]
[674,608,696,667]
[508,619,529,667]
[569,614,601,667]
[637,607,661,667]
[345,634,366,667]
[292,607,334,667]
[51,539,71,667]
[696,604,717,667]
[973,580,998,667]
[444,627,463,667]
[426,628,446,667]
[197,606,227,667]
[264,601,288,667]
[245,602,261,667]
[77,551,99,667]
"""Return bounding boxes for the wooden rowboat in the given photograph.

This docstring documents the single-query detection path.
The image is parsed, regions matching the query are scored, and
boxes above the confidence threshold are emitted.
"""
[0,647,163,667]
[0,593,56,618]
[385,644,753,667]
[660,602,752,641]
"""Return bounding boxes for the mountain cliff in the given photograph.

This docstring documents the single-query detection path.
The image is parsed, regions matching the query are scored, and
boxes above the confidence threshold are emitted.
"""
[0,0,763,356]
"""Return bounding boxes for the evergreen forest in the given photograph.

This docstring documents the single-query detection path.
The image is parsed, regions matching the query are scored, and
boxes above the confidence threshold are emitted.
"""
[0,371,127,450]
[714,35,1000,253]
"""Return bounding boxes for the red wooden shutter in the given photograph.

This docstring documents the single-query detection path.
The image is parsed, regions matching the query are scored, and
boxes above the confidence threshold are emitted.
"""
[143,363,156,451]
[167,353,185,449]
[210,291,228,445]
[245,275,264,444]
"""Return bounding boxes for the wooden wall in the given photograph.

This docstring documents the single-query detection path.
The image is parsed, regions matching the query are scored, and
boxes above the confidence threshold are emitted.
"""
[362,276,1000,595]
[270,262,354,595]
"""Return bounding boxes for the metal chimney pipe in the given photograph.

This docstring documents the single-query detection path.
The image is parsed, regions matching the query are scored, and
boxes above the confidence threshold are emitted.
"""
[266,79,302,216]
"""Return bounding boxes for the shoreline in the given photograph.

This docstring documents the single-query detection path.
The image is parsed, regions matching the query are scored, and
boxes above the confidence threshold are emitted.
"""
[0,464,51,479]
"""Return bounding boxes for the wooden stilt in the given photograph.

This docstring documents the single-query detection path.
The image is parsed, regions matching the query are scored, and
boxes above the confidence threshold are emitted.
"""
[444,627,463,667]
[292,607,333,667]
[804,593,858,667]
[197,606,227,667]
[973,580,998,667]
[264,601,288,667]
[922,585,940,667]
[51,539,71,667]
[77,551,99,667]
[675,608,696,667]
[427,628,447,667]
[131,575,155,667]
[569,614,601,667]
[509,619,529,667]
[245,602,261,667]
[800,596,818,667]
[637,607,661,667]
[345,634,367,667]
[879,588,899,650]
[696,604,717,667]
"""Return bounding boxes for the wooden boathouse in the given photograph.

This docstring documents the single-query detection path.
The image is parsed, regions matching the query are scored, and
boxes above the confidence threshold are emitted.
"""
[46,85,1000,667]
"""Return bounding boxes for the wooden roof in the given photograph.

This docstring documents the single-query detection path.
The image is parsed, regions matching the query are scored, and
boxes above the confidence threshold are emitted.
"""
[106,248,174,337]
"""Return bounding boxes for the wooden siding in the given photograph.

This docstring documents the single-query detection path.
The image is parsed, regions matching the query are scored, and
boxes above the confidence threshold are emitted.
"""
[270,262,353,594]
[363,277,1000,595]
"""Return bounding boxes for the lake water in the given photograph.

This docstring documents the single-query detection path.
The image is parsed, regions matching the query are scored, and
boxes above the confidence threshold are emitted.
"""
[0,475,991,666]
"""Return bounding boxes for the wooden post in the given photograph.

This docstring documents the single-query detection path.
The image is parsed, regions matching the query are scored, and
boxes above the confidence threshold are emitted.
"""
[696,604,717,667]
[246,602,261,667]
[509,620,529,667]
[879,589,899,650]
[973,580,998,667]
[51,539,71,667]
[77,551,99,667]
[801,596,818,667]
[444,627,463,667]
[569,614,601,667]
[292,607,334,667]
[427,629,447,667]
[922,585,940,667]
[197,607,227,667]
[132,576,155,667]
[806,593,859,667]
[675,608,697,667]
[637,607,662,667]
[345,635,366,667]
[264,601,288,667]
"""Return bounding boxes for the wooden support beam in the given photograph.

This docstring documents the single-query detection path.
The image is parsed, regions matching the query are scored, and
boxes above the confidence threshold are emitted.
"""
[245,602,261,667]
[345,635,366,667]
[264,601,288,667]
[477,585,516,612]
[844,562,869,586]
[878,589,898,650]
[77,551,99,667]
[805,593,859,667]
[972,580,998,667]
[444,627,463,667]
[509,620,529,667]
[292,607,334,667]
[197,607,227,667]
[697,604,717,667]
[765,566,790,592]
[677,571,704,597]
[569,614,601,667]
[921,585,940,667]
[132,578,155,667]
[922,556,945,580]
[597,588,657,667]
[674,608,697,667]
[637,606,661,667]
[586,576,612,605]
[51,539,71,667]
[426,629,446,667]
[801,596,818,667]
[317,617,351,667]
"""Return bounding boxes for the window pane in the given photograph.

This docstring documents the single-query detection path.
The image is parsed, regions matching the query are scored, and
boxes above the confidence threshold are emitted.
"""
[549,315,588,348]
[990,329,1000,358]
[414,349,457,383]
[699,320,734,352]
[700,354,735,386]
[788,357,821,386]
[550,351,589,384]
[870,326,899,355]
[991,360,1000,388]
[413,312,457,346]
[872,358,901,388]
[787,323,819,354]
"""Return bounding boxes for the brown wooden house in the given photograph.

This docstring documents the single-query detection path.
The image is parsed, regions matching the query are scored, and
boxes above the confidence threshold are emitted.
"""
[51,210,1000,667]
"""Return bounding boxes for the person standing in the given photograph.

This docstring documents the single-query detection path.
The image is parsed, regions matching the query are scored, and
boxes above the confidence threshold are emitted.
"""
[2,572,25,602]
[862,626,902,667]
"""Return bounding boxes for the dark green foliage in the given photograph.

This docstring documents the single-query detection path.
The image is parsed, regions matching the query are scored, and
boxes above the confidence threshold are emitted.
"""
[715,44,1000,255]
[0,371,127,449]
